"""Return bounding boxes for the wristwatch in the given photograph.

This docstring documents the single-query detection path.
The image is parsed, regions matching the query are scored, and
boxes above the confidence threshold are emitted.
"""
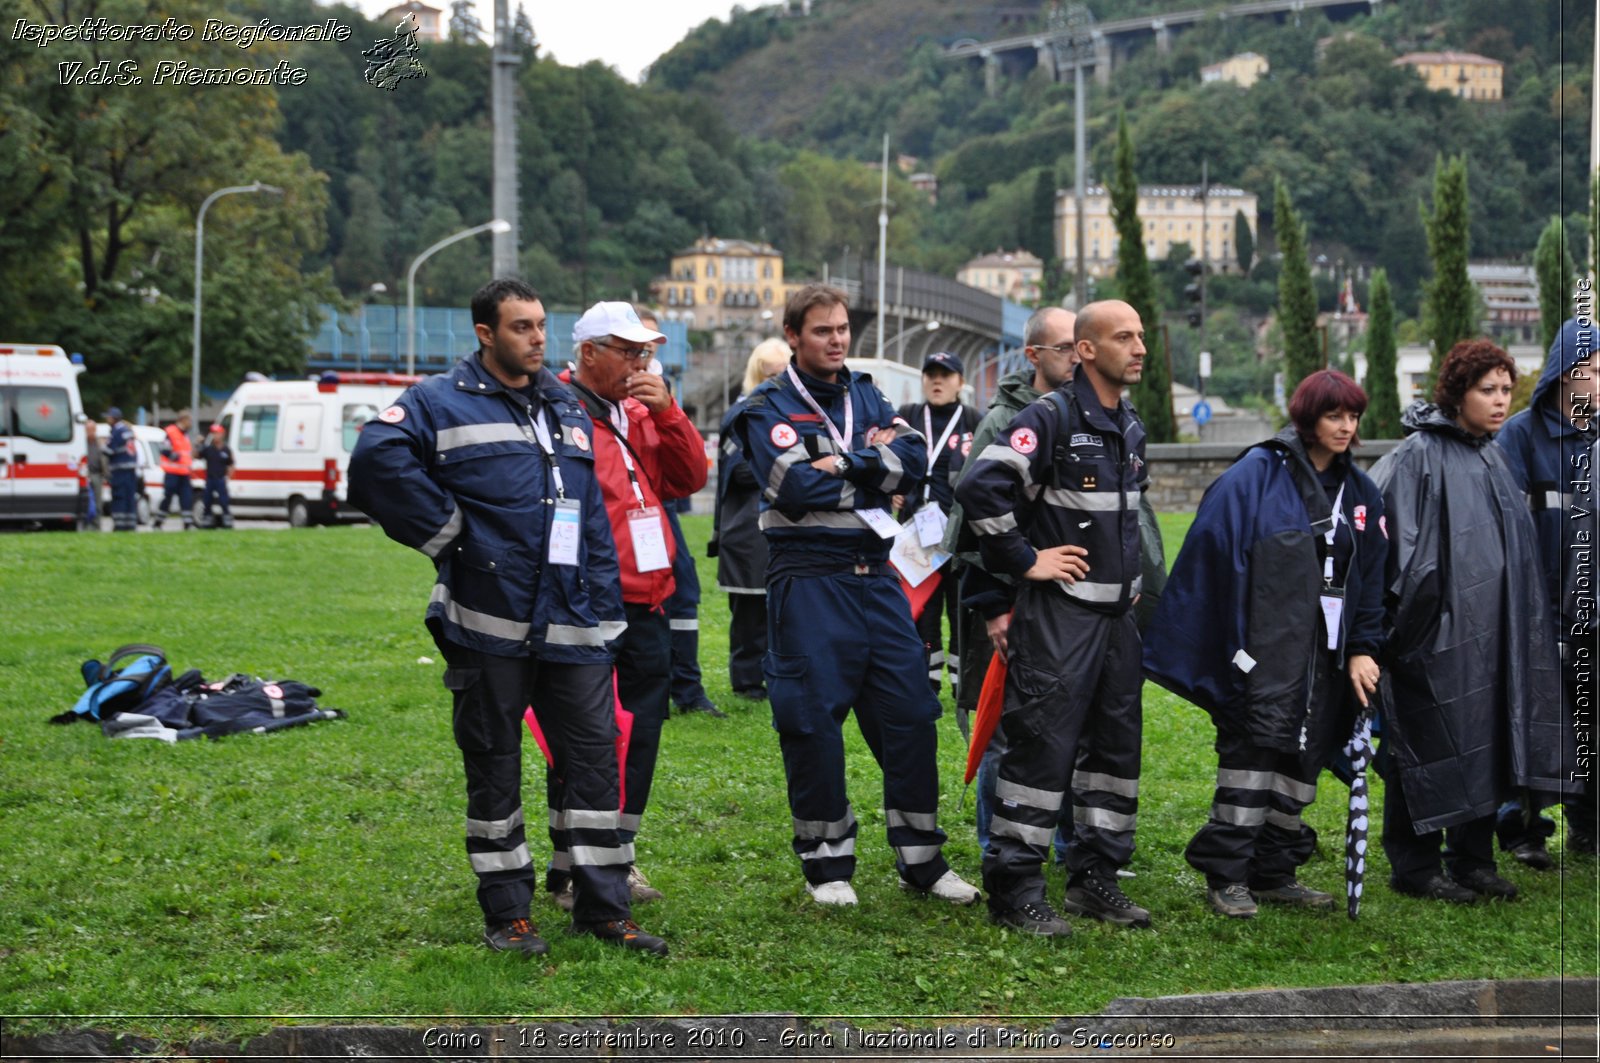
[834,454,852,476]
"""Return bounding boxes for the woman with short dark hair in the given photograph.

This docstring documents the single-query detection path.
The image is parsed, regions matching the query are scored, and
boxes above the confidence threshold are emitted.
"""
[1369,339,1571,904]
[1145,369,1388,919]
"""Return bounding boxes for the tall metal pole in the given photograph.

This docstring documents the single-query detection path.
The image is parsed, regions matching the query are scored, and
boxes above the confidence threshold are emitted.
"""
[407,220,511,375]
[491,0,520,277]
[876,131,889,360]
[1074,59,1087,308]
[192,182,281,420]
[1199,158,1208,355]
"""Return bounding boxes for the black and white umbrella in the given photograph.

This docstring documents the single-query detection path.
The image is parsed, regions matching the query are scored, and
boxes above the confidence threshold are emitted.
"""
[1341,713,1375,919]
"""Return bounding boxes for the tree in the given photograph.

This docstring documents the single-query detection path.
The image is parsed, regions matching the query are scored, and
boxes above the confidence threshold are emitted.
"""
[1235,208,1254,274]
[449,1,486,44]
[1275,179,1321,395]
[1109,111,1174,442]
[1363,269,1402,439]
[1421,154,1474,388]
[1534,216,1574,354]
[1026,167,1056,265]
[512,4,538,55]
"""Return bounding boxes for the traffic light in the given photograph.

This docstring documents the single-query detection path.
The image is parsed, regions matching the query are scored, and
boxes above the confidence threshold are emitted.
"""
[1184,258,1203,328]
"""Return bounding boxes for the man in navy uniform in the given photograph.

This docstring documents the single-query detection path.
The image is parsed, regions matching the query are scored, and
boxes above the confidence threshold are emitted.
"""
[955,299,1151,936]
[350,278,667,956]
[103,407,139,532]
[733,283,980,908]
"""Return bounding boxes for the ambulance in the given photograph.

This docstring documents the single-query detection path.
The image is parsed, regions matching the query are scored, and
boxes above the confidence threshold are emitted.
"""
[213,371,420,525]
[0,344,87,526]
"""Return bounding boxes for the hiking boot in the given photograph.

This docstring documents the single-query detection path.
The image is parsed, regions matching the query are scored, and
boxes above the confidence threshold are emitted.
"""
[1063,875,1151,927]
[1206,882,1258,919]
[733,687,768,701]
[1252,880,1336,910]
[990,900,1072,937]
[899,869,981,906]
[568,918,668,956]
[551,879,575,913]
[628,865,665,903]
[678,699,727,719]
[1451,867,1518,900]
[1390,873,1478,904]
[805,879,858,906]
[1508,840,1553,871]
[483,917,549,956]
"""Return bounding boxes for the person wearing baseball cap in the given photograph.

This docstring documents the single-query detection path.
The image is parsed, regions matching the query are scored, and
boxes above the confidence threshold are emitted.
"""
[556,299,708,913]
[897,352,981,698]
[198,423,235,529]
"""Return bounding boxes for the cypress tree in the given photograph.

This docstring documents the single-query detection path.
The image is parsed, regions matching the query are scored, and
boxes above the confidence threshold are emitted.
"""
[1421,154,1474,388]
[1275,179,1321,394]
[1363,268,1402,438]
[1234,207,1254,274]
[1109,111,1174,442]
[1534,216,1573,354]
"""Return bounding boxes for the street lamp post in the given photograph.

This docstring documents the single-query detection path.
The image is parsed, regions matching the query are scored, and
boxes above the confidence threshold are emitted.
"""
[725,309,774,413]
[192,181,282,420]
[406,219,512,374]
[882,319,940,361]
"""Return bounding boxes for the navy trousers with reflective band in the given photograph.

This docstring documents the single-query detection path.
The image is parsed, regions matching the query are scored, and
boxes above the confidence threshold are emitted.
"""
[440,644,630,926]
[983,586,1142,909]
[664,506,711,707]
[765,570,951,889]
[1185,728,1319,889]
[915,569,959,693]
[616,603,671,840]
[110,468,138,530]
[156,472,193,525]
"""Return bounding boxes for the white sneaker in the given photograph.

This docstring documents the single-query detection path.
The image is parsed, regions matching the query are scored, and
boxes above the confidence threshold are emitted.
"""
[901,869,982,906]
[552,879,574,912]
[805,879,858,906]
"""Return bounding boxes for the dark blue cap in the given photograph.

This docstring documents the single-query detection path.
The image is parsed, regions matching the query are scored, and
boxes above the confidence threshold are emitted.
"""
[922,351,964,376]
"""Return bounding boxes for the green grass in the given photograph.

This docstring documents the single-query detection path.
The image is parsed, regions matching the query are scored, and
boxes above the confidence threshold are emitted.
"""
[0,514,1594,1038]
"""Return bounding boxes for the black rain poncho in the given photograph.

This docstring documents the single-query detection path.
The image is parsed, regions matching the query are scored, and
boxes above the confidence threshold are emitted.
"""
[1369,402,1576,834]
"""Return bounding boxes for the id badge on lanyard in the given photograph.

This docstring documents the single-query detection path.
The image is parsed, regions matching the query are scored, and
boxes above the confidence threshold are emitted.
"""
[914,504,947,547]
[549,499,582,566]
[629,506,671,572]
[1318,480,1346,651]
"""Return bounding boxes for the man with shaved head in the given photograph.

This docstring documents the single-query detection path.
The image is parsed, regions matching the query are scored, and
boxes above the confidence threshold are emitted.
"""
[956,299,1153,936]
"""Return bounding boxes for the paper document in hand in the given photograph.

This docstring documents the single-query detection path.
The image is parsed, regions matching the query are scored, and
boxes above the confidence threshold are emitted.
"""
[890,522,949,588]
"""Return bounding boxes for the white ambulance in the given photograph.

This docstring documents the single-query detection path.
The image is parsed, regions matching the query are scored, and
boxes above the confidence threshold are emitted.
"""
[213,371,420,525]
[0,343,87,526]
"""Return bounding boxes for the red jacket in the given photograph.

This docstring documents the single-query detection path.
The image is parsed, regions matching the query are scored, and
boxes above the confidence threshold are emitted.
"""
[559,369,708,606]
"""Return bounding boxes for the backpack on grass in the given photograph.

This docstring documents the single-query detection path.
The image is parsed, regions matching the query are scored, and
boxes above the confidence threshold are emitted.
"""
[52,644,174,724]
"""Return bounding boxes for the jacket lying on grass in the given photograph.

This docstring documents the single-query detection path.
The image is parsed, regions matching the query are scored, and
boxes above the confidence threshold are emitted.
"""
[54,647,343,742]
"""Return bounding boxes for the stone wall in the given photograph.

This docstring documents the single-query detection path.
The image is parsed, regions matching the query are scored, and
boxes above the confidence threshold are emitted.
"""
[1147,439,1399,513]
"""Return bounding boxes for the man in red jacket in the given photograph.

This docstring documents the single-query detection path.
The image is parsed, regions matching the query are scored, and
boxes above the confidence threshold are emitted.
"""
[153,411,195,530]
[555,301,709,909]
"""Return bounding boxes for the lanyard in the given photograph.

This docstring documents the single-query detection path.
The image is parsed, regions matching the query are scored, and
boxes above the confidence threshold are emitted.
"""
[527,402,568,501]
[1323,479,1346,584]
[594,400,648,510]
[786,365,852,452]
[921,405,962,501]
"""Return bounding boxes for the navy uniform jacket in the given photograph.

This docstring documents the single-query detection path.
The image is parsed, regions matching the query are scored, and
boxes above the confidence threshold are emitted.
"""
[349,354,625,663]
[895,400,981,518]
[106,422,138,470]
[954,371,1146,616]
[733,360,928,575]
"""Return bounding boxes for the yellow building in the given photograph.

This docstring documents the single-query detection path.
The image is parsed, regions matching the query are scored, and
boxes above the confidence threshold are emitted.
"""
[376,1,443,42]
[958,249,1043,303]
[1200,52,1269,89]
[1393,51,1503,101]
[653,237,786,330]
[1056,184,1259,277]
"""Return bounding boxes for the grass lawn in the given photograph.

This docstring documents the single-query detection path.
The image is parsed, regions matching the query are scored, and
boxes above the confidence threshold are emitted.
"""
[0,513,1594,1038]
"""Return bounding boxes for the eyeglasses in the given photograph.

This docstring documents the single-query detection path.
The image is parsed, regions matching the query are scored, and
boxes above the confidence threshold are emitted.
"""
[594,341,651,362]
[1030,343,1075,353]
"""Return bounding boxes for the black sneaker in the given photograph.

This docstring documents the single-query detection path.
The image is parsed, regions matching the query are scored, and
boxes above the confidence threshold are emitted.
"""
[483,917,549,955]
[1451,867,1518,900]
[1391,873,1478,904]
[678,699,728,719]
[1063,875,1151,927]
[733,687,768,701]
[1206,882,1258,919]
[989,900,1072,937]
[569,919,669,956]
[1508,840,1553,871]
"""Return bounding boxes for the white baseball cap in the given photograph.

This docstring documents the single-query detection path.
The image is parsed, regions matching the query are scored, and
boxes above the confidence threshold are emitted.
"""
[573,301,666,346]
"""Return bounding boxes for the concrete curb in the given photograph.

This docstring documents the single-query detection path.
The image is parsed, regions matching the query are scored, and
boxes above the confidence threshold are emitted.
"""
[3,979,1596,1061]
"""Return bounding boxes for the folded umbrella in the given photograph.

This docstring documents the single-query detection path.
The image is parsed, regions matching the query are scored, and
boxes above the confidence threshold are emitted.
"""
[1341,712,1375,920]
[524,670,634,806]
